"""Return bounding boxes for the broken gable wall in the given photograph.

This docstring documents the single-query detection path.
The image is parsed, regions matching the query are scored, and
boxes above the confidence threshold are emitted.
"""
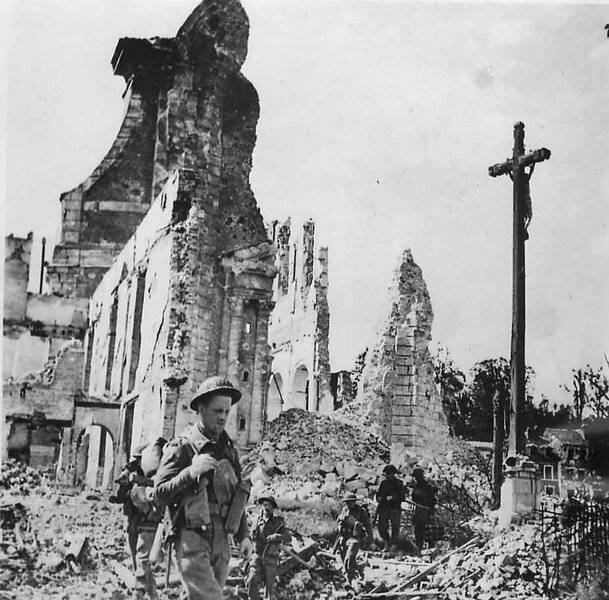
[82,0,276,462]
[267,218,332,418]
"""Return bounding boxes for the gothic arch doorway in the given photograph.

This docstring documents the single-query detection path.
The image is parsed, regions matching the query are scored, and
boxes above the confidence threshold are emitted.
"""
[75,425,115,490]
[291,365,309,411]
[268,373,283,421]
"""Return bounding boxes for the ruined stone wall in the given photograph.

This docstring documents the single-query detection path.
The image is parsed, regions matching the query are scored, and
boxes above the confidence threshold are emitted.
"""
[267,219,333,418]
[4,233,33,321]
[3,231,88,380]
[82,0,276,466]
[2,341,84,464]
[357,249,448,462]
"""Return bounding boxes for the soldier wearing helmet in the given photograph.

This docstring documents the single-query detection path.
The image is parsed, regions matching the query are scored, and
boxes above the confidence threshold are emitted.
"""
[375,464,405,551]
[154,376,252,600]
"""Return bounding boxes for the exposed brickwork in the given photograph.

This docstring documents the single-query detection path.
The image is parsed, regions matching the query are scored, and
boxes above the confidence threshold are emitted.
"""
[80,0,276,465]
[267,218,333,418]
[357,249,448,462]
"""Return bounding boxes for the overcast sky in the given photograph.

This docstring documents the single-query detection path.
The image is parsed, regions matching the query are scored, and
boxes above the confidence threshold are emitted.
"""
[2,0,608,403]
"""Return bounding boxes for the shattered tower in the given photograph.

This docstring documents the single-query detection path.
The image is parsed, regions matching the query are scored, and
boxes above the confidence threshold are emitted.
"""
[357,249,447,462]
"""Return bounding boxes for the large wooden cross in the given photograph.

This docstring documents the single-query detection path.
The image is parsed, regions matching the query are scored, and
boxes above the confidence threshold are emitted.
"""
[488,122,551,455]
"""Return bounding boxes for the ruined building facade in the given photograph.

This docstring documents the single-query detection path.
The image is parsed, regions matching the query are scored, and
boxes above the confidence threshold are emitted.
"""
[266,219,332,418]
[71,0,275,472]
[3,0,276,485]
[357,249,448,462]
[3,233,89,470]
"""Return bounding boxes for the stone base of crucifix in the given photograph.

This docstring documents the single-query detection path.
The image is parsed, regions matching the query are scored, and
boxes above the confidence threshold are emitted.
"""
[498,455,540,527]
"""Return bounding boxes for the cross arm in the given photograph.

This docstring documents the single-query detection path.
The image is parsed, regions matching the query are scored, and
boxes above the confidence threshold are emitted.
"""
[488,147,551,178]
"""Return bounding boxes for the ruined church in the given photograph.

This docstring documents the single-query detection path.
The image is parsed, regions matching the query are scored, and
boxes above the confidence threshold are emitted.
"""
[3,0,446,487]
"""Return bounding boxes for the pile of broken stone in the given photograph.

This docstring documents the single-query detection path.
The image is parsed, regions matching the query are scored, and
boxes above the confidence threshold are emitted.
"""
[242,408,391,503]
[0,459,42,495]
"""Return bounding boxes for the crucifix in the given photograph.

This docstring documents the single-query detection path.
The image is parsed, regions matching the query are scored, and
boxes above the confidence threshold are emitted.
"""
[488,122,551,455]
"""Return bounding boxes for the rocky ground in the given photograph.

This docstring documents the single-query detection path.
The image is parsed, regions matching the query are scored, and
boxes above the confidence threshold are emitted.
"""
[2,410,605,599]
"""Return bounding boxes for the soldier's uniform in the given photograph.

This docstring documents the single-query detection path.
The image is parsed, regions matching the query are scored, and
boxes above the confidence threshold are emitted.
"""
[154,378,249,600]
[376,464,406,549]
[336,495,372,580]
[246,498,290,600]
[129,474,162,599]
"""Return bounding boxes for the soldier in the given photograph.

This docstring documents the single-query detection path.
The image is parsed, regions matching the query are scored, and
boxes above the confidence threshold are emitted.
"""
[128,438,167,599]
[334,494,373,580]
[375,464,405,551]
[411,467,436,551]
[154,376,252,600]
[246,496,290,600]
[110,446,146,572]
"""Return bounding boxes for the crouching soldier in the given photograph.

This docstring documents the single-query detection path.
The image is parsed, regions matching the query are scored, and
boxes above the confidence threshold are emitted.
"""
[334,494,373,580]
[154,377,252,600]
[128,438,167,599]
[247,496,290,600]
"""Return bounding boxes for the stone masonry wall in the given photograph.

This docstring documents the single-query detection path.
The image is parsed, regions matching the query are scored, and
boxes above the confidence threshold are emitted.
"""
[83,0,276,463]
[357,249,448,462]
[267,218,333,418]
[4,233,33,321]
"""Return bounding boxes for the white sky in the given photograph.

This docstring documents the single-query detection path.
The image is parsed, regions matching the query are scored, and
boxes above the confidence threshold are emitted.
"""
[2,1,608,403]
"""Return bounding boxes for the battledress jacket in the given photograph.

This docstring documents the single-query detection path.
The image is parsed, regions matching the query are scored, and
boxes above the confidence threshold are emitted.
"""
[251,514,290,559]
[154,425,249,542]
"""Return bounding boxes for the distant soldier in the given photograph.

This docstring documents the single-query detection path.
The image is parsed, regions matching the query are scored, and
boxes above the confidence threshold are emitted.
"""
[154,376,252,600]
[411,467,436,551]
[247,496,290,600]
[334,494,373,580]
[375,464,405,551]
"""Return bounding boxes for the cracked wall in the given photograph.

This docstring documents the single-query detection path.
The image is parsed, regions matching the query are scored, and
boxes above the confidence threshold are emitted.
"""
[357,249,448,462]
[82,0,276,467]
[266,218,333,419]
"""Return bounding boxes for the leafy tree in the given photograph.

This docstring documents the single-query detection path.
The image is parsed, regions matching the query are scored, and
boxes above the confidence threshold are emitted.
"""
[562,363,609,423]
[431,346,470,437]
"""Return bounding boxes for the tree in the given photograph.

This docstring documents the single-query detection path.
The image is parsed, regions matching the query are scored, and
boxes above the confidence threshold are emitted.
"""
[431,346,470,437]
[562,363,609,423]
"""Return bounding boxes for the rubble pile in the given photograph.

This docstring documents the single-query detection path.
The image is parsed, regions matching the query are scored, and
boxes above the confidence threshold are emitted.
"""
[243,409,390,504]
[419,524,550,600]
[1,490,133,599]
[0,459,42,495]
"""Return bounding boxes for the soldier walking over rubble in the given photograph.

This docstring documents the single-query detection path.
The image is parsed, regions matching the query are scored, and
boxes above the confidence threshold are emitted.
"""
[334,494,373,580]
[110,438,167,599]
[375,464,406,551]
[246,496,290,600]
[154,376,252,600]
[411,467,436,551]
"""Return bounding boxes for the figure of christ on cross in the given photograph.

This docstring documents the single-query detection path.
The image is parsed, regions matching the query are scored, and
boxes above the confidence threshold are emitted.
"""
[488,122,551,456]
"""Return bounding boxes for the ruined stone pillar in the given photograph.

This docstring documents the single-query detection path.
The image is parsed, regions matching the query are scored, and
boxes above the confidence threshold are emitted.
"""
[248,300,273,442]
[226,296,245,436]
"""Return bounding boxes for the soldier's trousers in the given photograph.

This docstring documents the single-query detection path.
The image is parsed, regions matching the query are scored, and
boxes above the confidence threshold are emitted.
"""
[174,517,230,600]
[246,555,278,600]
[413,509,430,550]
[134,527,158,599]
[378,508,401,545]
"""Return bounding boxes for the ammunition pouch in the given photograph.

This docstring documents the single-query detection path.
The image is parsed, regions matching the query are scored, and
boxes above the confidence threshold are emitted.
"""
[225,479,251,534]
